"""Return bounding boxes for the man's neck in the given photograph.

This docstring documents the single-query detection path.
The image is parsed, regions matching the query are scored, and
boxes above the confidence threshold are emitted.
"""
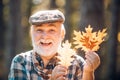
[40,54,56,68]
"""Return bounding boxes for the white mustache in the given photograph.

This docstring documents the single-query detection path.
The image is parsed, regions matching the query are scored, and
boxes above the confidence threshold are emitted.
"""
[39,39,53,44]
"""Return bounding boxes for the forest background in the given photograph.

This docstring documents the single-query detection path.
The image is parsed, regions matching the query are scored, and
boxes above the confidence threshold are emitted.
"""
[0,0,120,80]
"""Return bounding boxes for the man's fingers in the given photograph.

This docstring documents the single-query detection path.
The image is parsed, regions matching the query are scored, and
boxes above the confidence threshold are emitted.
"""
[56,76,66,80]
[85,51,100,70]
[55,72,66,79]
[51,65,67,80]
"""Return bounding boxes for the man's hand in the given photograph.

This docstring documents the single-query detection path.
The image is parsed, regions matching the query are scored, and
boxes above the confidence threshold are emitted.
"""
[82,51,100,80]
[84,51,100,72]
[51,65,67,80]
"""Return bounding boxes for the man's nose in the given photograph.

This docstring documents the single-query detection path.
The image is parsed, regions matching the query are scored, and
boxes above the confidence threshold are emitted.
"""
[41,32,49,38]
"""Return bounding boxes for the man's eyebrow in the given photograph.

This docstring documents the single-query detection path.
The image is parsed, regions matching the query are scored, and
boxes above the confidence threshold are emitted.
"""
[48,23,56,26]
[33,24,43,27]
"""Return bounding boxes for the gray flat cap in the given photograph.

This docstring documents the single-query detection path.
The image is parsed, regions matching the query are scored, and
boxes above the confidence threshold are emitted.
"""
[29,10,65,25]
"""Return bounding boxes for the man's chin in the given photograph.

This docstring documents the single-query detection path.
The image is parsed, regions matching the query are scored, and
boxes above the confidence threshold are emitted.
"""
[36,51,56,57]
[33,46,58,57]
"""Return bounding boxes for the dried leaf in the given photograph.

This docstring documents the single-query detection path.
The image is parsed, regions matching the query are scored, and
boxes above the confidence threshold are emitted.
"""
[73,25,107,52]
[57,40,76,67]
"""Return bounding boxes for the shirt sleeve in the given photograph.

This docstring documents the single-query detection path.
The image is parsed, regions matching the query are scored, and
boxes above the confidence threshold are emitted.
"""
[74,55,85,80]
[8,55,28,80]
[66,55,85,80]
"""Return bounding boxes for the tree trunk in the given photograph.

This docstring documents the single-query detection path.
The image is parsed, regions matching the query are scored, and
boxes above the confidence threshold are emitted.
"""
[0,0,5,79]
[20,0,32,50]
[65,0,79,41]
[79,0,104,31]
[0,0,5,50]
[4,0,22,79]
[107,0,120,80]
[50,0,58,9]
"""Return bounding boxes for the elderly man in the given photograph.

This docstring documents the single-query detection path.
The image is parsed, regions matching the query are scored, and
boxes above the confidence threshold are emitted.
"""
[8,10,100,80]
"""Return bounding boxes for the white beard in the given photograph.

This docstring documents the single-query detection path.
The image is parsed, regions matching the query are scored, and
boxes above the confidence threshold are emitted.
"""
[32,38,61,57]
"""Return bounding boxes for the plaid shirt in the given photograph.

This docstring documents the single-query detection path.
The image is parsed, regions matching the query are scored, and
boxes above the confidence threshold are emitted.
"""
[8,50,85,80]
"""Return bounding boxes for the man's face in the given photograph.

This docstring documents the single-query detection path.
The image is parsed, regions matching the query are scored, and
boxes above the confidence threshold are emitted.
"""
[31,22,64,57]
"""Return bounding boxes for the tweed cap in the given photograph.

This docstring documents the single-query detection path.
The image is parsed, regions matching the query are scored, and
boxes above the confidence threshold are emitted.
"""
[29,10,65,25]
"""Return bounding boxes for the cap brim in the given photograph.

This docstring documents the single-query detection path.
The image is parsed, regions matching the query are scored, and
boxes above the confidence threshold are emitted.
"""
[30,19,63,25]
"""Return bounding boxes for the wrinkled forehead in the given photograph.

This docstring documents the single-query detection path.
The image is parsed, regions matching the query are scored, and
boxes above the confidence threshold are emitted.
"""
[32,22,63,28]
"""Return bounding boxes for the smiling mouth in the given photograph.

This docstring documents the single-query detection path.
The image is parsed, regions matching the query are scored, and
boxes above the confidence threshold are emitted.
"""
[40,42,52,46]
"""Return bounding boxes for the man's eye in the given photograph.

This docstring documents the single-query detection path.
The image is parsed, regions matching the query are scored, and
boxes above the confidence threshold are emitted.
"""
[49,29,55,33]
[36,29,43,32]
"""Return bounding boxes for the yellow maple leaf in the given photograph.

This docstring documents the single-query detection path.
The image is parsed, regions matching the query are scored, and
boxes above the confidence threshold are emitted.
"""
[73,25,107,52]
[57,40,76,68]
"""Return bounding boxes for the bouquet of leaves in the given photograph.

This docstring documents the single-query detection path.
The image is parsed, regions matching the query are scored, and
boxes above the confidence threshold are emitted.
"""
[57,25,107,67]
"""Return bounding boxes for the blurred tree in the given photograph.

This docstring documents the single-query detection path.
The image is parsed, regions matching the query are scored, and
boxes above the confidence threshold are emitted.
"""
[21,0,33,50]
[79,0,104,31]
[64,0,73,40]
[0,0,5,50]
[65,0,80,41]
[4,0,22,79]
[0,0,5,79]
[107,0,120,80]
[50,0,58,9]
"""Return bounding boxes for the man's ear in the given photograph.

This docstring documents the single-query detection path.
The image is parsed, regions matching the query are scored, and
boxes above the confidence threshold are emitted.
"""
[61,24,66,40]
[61,29,65,40]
